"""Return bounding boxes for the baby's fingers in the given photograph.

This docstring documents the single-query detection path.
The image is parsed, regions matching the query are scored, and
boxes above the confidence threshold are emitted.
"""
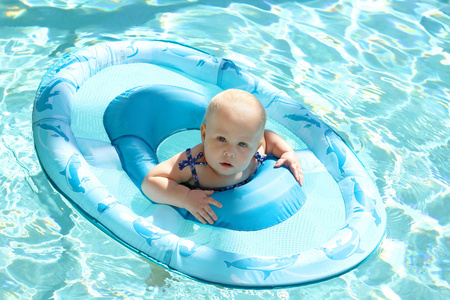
[204,189,214,196]
[196,193,222,224]
[202,190,222,208]
[197,209,216,225]
[199,202,220,224]
[292,164,304,186]
[276,158,304,186]
[295,168,304,186]
[205,205,219,222]
[194,212,209,225]
[208,197,223,209]
[274,158,286,168]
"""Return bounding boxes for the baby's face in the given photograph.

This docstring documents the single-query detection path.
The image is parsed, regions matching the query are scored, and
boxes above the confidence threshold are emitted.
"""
[201,104,263,177]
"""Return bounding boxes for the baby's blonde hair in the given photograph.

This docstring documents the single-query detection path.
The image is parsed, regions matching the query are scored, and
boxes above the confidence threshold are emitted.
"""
[205,89,267,131]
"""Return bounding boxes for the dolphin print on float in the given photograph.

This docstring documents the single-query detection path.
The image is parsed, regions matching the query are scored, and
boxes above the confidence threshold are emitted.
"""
[59,154,89,194]
[224,254,301,280]
[35,77,79,112]
[321,225,364,261]
[324,129,348,174]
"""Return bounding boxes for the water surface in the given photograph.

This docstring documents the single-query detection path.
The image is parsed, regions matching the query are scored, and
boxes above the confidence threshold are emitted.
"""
[0,0,449,299]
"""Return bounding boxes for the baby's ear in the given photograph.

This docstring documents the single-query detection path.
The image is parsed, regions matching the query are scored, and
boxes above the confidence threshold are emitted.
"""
[200,123,206,142]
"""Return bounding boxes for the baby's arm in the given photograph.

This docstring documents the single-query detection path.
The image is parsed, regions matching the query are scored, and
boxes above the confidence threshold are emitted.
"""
[264,130,303,185]
[141,150,222,225]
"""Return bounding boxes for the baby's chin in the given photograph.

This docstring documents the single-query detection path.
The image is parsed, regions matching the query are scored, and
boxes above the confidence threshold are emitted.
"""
[215,168,237,177]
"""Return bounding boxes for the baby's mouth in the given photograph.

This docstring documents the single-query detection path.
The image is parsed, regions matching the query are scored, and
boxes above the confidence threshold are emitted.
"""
[220,162,233,168]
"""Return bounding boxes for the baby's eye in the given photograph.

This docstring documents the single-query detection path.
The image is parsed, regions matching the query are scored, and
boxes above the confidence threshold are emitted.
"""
[238,142,247,147]
[218,137,226,142]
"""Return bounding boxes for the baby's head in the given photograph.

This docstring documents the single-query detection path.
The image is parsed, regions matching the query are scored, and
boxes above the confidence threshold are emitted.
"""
[201,89,266,176]
[204,89,266,135]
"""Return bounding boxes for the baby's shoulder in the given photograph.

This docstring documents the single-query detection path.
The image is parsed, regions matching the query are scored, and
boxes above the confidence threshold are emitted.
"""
[177,143,209,187]
[176,144,206,171]
[172,144,202,161]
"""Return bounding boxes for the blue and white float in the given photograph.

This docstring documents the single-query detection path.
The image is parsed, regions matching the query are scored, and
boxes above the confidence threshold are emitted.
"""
[32,40,386,288]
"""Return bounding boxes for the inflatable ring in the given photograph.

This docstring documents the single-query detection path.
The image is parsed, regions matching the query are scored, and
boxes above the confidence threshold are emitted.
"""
[32,40,386,288]
[103,84,306,231]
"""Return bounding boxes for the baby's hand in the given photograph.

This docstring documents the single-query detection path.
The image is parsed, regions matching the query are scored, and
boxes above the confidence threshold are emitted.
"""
[184,189,222,225]
[274,151,304,186]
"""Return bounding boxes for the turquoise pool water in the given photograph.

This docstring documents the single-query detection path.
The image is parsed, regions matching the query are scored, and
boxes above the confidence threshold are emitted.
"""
[1,0,449,299]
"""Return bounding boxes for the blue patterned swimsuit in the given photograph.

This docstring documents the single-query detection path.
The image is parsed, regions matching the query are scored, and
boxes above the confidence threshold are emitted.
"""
[178,148,267,192]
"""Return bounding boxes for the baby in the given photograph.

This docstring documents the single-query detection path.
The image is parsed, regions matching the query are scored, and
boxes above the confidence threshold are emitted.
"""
[141,89,303,225]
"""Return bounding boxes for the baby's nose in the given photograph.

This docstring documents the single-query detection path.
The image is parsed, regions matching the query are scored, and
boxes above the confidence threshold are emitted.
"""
[224,146,235,157]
